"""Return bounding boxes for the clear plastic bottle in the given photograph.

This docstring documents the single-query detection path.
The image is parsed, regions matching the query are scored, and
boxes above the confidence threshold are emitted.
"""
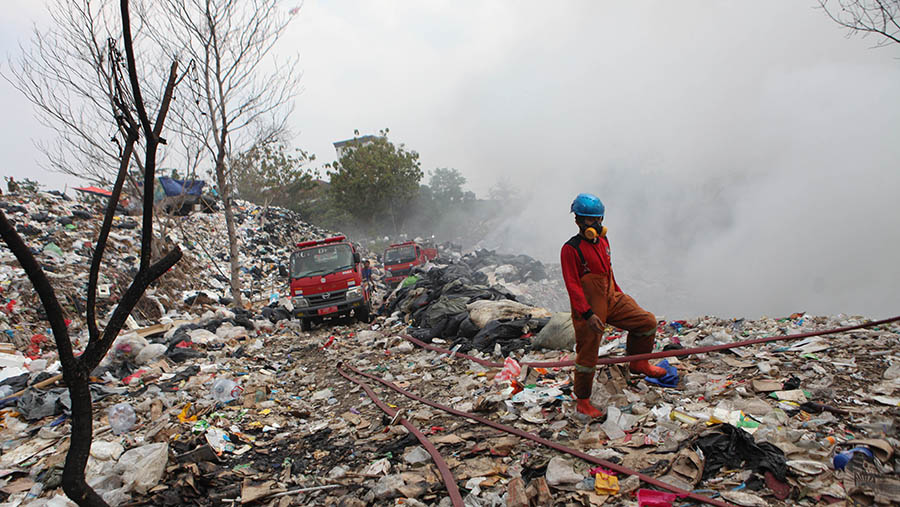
[107,402,136,435]
[25,482,43,500]
[210,378,243,403]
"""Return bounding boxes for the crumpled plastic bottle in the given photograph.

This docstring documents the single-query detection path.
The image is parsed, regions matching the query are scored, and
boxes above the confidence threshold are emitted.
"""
[210,378,243,403]
[108,402,136,435]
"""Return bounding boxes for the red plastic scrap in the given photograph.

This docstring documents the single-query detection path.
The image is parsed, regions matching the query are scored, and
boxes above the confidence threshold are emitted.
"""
[637,488,680,506]
[590,466,616,476]
[175,340,193,348]
[27,333,48,358]
[321,336,335,349]
[122,369,147,385]
[4,300,15,313]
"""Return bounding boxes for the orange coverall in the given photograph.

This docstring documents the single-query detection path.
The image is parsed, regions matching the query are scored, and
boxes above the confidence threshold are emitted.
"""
[561,235,657,399]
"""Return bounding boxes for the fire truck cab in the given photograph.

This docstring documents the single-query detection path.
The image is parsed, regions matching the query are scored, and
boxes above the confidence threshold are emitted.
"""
[382,241,438,286]
[289,236,372,331]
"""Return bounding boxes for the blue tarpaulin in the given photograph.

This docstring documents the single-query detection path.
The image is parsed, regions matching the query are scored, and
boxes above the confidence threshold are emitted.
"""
[158,176,205,197]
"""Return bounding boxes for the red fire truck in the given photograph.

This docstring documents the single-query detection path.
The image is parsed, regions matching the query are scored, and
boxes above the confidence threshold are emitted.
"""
[289,236,372,331]
[382,241,438,286]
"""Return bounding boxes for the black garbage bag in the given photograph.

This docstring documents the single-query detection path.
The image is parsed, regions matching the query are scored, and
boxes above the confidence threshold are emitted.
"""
[694,424,787,481]
[457,317,480,339]
[261,305,291,323]
[166,347,205,363]
[410,327,437,342]
[442,311,468,339]
[469,317,532,356]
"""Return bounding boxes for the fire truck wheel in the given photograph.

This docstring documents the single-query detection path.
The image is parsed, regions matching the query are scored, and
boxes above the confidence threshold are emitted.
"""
[356,305,372,324]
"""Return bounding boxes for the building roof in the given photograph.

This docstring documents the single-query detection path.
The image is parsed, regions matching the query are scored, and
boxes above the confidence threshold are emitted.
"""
[332,135,379,148]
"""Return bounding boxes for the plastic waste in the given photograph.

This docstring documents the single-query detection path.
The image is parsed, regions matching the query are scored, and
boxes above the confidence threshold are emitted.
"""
[210,378,243,403]
[494,357,522,382]
[107,402,136,435]
[117,442,169,494]
[25,482,43,500]
[205,427,234,454]
[833,446,874,470]
[637,488,679,506]
[594,470,619,495]
[43,242,64,258]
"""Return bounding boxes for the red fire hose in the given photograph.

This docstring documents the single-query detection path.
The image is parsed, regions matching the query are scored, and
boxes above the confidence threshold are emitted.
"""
[339,363,736,507]
[403,315,900,369]
[337,366,464,507]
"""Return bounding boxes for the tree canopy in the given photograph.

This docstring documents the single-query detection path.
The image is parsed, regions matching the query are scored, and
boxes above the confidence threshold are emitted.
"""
[327,130,423,233]
[231,140,317,209]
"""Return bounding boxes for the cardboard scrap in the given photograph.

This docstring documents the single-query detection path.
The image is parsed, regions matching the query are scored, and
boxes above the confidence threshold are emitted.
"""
[752,379,782,392]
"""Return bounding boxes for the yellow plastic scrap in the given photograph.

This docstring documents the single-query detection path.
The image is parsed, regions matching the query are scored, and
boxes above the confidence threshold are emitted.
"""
[258,408,272,416]
[177,403,197,423]
[594,472,619,495]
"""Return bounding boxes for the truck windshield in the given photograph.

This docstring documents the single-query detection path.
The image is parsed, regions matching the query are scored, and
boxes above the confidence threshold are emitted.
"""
[384,245,415,264]
[290,244,353,279]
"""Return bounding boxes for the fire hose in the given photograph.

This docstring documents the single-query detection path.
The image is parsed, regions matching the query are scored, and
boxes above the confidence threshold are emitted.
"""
[336,367,465,507]
[335,316,898,504]
[339,363,734,507]
[348,315,899,504]
[402,315,900,369]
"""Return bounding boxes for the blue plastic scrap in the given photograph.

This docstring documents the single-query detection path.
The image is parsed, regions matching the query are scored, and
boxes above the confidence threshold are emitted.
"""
[643,359,679,388]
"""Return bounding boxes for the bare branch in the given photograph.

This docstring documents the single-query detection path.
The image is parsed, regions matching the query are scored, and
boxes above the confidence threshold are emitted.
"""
[819,0,900,47]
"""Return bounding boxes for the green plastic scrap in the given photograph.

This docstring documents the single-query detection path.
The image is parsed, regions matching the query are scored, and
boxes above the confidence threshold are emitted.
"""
[43,242,64,257]
[737,413,759,430]
[400,275,420,288]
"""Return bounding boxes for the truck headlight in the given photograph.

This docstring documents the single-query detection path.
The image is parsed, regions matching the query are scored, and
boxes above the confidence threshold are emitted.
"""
[294,296,309,308]
[346,287,362,299]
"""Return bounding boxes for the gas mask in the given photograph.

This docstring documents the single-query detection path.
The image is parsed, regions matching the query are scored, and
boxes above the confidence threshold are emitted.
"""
[583,220,607,242]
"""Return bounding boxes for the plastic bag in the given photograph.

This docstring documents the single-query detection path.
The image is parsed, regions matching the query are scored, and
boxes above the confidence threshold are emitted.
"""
[117,442,168,494]
[493,357,521,382]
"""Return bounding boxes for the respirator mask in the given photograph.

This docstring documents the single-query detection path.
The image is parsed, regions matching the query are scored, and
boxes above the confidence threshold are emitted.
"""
[583,219,607,241]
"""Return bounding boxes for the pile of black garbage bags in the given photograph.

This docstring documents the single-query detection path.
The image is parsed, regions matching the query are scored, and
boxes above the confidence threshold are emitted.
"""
[385,263,549,356]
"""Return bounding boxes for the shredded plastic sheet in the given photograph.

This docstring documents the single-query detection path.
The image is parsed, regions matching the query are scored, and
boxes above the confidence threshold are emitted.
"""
[493,357,521,382]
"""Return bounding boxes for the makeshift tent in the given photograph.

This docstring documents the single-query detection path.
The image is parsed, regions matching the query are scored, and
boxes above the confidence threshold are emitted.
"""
[157,177,205,199]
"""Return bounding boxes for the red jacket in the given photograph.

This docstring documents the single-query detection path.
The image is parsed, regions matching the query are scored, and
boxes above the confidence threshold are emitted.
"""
[560,235,622,318]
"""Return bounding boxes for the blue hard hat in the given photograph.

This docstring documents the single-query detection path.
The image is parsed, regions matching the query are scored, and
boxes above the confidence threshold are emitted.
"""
[570,193,605,217]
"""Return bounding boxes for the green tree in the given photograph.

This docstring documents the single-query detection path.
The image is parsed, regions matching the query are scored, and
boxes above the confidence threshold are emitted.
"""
[428,168,473,204]
[231,140,317,209]
[327,130,423,234]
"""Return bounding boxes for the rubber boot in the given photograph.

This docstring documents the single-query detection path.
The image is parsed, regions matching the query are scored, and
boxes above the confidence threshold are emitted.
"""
[576,399,604,418]
[629,360,667,378]
[626,328,666,377]
[573,371,594,400]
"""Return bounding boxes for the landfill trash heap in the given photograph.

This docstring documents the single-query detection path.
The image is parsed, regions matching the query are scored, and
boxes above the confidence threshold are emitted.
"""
[1,189,900,506]
[0,189,333,349]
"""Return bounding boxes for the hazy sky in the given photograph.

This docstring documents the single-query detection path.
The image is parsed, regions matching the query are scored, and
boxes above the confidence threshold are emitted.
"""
[1,1,898,319]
